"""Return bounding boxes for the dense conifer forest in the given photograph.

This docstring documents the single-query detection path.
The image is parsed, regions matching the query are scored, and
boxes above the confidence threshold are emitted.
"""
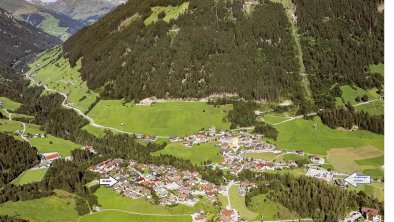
[0,134,40,186]
[64,0,302,101]
[293,0,384,109]
[239,170,384,221]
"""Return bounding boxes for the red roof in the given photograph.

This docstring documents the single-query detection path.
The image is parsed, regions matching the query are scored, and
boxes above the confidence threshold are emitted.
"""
[361,207,379,216]
[221,209,234,217]
[136,177,145,182]
[44,153,60,160]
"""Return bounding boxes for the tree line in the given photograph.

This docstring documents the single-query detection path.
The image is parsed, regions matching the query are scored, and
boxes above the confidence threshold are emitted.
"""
[293,0,384,109]
[0,134,40,187]
[318,108,384,134]
[64,0,303,102]
[239,170,383,221]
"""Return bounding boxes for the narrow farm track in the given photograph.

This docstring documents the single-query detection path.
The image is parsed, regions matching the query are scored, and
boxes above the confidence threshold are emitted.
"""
[27,75,170,138]
[77,209,192,222]
[271,0,313,101]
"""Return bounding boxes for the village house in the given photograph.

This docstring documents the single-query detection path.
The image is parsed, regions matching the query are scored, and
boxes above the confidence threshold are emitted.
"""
[361,207,381,222]
[309,156,325,164]
[220,209,239,222]
[192,210,207,222]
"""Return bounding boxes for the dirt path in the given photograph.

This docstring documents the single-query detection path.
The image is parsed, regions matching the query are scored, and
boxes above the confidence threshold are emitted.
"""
[78,209,192,222]
[271,0,313,101]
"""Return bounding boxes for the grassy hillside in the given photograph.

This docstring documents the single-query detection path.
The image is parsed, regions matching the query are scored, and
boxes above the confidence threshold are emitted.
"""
[0,191,79,222]
[152,142,222,164]
[267,117,383,155]
[12,168,48,185]
[28,47,100,113]
[87,100,231,136]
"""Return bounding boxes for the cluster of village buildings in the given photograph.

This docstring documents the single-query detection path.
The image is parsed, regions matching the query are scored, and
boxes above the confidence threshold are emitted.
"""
[90,159,232,206]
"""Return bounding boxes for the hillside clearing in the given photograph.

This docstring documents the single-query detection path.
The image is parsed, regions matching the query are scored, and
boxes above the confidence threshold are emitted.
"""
[28,47,100,113]
[152,142,222,165]
[12,168,48,185]
[267,117,383,155]
[229,185,258,221]
[0,191,79,222]
[87,100,232,136]
[327,146,383,174]
[144,2,189,25]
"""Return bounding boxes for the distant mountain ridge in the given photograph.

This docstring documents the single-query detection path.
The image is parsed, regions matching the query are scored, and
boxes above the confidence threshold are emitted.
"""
[0,7,60,74]
[0,0,124,40]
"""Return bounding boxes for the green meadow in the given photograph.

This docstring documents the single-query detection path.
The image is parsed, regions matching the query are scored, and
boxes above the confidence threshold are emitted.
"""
[263,115,291,125]
[369,63,384,76]
[29,47,100,113]
[229,185,258,221]
[350,182,384,201]
[0,97,21,111]
[0,191,79,222]
[80,211,191,222]
[144,2,189,25]
[0,119,80,156]
[29,135,80,156]
[0,119,23,134]
[153,142,222,165]
[82,124,108,138]
[87,100,232,136]
[90,187,215,219]
[37,14,70,40]
[12,168,48,185]
[249,194,299,221]
[327,146,383,174]
[340,85,380,105]
[243,152,281,161]
[268,117,383,155]
[354,100,384,116]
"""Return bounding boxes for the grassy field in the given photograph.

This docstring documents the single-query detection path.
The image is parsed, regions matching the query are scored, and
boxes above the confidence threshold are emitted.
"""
[263,115,291,125]
[354,100,384,116]
[29,135,80,156]
[94,187,214,215]
[87,100,232,136]
[249,193,299,221]
[28,47,100,113]
[12,168,48,185]
[369,63,384,76]
[268,117,384,155]
[80,211,191,222]
[0,97,21,111]
[243,152,281,161]
[355,156,384,167]
[144,2,189,25]
[82,124,107,137]
[327,146,383,174]
[229,185,258,221]
[340,85,380,105]
[0,191,79,222]
[0,119,79,156]
[350,182,384,201]
[0,119,23,134]
[37,14,69,40]
[152,142,222,165]
[282,154,308,161]
[88,187,217,222]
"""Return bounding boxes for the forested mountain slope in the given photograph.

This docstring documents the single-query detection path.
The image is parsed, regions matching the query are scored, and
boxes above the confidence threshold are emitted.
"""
[0,7,60,74]
[293,0,384,109]
[38,0,125,24]
[64,0,302,101]
[0,0,84,40]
